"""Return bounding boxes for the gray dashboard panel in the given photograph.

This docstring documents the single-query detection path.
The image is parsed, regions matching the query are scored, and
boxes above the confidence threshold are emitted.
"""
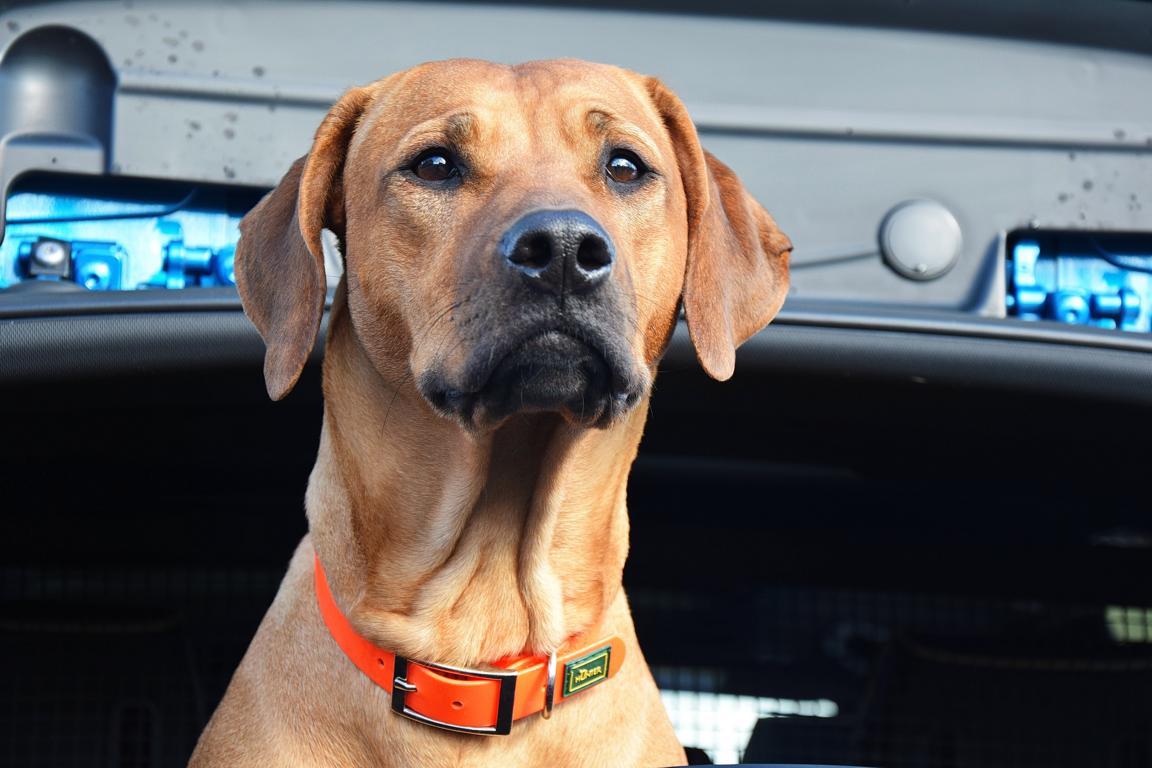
[2,0,1152,311]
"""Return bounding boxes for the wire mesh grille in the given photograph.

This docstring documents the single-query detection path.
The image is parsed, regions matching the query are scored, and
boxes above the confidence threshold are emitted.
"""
[635,586,1152,767]
[0,566,281,768]
[2,568,1150,767]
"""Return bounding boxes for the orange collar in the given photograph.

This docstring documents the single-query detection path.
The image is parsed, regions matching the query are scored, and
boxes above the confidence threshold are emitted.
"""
[313,555,625,735]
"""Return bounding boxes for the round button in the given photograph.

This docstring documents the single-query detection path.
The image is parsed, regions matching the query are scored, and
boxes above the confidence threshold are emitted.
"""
[80,262,111,290]
[879,200,962,281]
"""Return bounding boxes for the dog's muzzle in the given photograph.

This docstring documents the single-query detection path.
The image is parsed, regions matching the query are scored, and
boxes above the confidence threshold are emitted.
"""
[420,208,647,429]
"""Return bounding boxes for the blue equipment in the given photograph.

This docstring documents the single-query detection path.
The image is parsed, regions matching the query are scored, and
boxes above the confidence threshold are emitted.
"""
[1007,232,1152,331]
[0,174,261,292]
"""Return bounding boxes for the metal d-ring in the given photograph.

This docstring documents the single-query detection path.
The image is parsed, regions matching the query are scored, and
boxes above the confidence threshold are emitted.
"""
[541,650,558,720]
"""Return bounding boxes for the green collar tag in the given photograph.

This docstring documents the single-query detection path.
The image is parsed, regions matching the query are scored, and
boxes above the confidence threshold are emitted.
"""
[561,645,612,698]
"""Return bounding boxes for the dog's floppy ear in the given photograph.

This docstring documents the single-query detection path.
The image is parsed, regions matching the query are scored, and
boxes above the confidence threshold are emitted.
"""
[646,78,792,381]
[234,86,373,400]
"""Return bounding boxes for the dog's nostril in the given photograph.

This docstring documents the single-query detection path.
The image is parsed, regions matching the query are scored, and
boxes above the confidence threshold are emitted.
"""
[509,234,553,271]
[576,236,612,273]
[501,210,614,295]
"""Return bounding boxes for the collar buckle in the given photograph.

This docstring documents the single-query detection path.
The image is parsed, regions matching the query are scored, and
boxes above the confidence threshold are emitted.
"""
[391,655,518,736]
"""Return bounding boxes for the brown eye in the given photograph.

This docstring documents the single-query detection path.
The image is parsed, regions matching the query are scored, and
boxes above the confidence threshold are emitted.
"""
[411,150,459,182]
[606,152,646,184]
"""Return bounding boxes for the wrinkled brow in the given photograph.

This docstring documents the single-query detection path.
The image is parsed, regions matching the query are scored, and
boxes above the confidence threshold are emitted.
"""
[585,109,660,161]
[396,112,478,155]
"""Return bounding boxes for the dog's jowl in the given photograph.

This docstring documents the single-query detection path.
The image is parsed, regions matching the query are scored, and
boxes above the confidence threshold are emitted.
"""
[190,59,790,768]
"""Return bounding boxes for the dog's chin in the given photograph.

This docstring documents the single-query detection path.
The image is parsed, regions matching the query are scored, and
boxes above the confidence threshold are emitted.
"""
[422,331,643,431]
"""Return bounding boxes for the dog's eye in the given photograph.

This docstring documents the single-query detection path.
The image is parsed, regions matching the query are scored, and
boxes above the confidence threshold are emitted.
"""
[411,150,459,182]
[606,151,646,184]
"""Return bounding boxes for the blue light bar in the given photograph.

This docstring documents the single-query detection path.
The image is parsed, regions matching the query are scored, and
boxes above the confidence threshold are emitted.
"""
[0,175,262,292]
[1006,232,1152,332]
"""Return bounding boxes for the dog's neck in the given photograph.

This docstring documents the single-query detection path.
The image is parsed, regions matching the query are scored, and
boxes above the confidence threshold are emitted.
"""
[305,300,648,667]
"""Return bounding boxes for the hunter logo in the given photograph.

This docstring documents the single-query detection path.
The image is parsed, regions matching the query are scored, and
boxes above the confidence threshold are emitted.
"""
[561,646,612,698]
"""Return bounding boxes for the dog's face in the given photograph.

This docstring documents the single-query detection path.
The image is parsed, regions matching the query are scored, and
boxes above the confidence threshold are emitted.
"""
[235,60,791,430]
[346,60,688,429]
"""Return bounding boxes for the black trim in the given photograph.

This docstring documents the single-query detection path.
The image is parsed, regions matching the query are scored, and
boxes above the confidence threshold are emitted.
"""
[4,293,1152,352]
[0,310,322,381]
[0,286,245,317]
[4,303,1152,409]
[663,323,1152,406]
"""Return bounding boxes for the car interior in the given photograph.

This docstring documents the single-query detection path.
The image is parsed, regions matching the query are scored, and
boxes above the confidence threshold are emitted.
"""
[2,1,1151,766]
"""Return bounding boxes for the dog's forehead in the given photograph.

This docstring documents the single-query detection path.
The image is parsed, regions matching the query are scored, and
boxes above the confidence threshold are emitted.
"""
[358,59,664,149]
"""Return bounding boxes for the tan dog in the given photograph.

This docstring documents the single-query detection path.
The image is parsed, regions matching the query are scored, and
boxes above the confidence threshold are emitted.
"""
[190,59,790,767]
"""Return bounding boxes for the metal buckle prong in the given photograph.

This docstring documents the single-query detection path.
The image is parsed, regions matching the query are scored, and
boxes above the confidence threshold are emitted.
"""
[541,650,557,720]
[391,655,518,736]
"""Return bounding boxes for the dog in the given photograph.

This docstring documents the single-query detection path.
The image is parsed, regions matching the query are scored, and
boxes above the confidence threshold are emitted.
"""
[190,58,790,767]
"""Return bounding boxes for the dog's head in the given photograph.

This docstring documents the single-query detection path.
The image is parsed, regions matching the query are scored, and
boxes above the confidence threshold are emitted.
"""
[236,59,790,430]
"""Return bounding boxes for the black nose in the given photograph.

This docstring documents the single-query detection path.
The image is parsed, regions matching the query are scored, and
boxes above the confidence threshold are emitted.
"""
[500,209,615,296]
